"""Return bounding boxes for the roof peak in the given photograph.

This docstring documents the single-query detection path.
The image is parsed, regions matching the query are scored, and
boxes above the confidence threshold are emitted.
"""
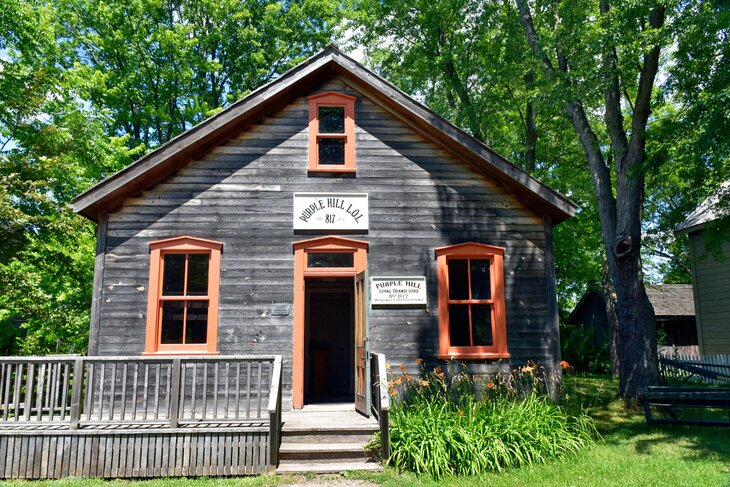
[72,45,576,223]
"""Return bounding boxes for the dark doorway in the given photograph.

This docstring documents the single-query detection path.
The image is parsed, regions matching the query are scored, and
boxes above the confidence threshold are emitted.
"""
[304,279,354,403]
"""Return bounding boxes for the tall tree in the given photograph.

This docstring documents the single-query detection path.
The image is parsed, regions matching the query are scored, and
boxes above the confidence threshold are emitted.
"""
[2,0,341,353]
[1,0,134,353]
[643,0,730,280]
[350,0,555,170]
[514,0,669,399]
[58,0,343,150]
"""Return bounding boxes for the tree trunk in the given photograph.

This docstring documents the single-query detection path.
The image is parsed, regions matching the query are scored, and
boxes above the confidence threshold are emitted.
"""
[601,278,620,377]
[515,0,662,402]
[524,72,537,172]
[610,238,658,401]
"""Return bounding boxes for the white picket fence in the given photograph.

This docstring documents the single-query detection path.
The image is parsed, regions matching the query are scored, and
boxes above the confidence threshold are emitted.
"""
[659,353,730,385]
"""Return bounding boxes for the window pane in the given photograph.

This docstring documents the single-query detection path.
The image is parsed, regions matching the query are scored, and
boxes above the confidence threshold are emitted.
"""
[318,106,345,133]
[448,304,471,346]
[186,301,208,344]
[307,252,354,268]
[162,254,186,296]
[470,259,491,300]
[187,254,209,296]
[160,301,184,344]
[472,304,493,346]
[448,259,469,300]
[318,138,345,165]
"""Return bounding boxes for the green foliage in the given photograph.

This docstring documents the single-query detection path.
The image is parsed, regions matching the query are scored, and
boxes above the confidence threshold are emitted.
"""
[1,0,340,355]
[0,0,136,354]
[348,1,730,324]
[378,365,597,479]
[57,0,343,150]
[643,0,730,279]
[559,323,611,374]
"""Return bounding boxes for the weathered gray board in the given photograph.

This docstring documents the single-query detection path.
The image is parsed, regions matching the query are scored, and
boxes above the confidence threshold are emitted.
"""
[0,427,270,479]
[93,76,560,405]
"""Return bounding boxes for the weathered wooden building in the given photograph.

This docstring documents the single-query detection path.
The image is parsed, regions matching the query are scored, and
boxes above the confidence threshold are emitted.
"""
[677,181,730,355]
[70,46,575,412]
[568,285,698,355]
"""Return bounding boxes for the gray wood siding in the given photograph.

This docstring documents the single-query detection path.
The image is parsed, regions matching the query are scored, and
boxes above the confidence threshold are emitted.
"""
[96,77,556,407]
[689,231,730,354]
[0,429,270,479]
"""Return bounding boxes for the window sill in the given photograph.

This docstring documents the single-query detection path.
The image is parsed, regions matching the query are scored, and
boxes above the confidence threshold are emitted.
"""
[308,167,357,176]
[142,350,220,357]
[438,352,510,360]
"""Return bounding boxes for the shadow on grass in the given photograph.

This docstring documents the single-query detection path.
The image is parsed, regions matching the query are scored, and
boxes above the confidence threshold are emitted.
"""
[566,374,730,467]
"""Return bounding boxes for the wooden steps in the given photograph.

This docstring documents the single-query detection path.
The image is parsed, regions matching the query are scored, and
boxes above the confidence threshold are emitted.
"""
[276,462,383,474]
[276,404,381,474]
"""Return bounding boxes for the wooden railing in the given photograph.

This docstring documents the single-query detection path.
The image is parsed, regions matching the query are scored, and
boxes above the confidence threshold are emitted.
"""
[369,352,390,462]
[267,355,283,472]
[0,355,279,429]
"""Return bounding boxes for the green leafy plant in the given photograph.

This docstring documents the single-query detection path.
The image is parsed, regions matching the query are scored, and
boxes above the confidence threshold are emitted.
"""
[374,362,598,479]
[559,322,611,374]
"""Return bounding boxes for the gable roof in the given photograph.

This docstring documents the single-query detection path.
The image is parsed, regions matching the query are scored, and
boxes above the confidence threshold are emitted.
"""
[677,180,730,234]
[645,284,695,317]
[569,284,695,322]
[71,46,577,223]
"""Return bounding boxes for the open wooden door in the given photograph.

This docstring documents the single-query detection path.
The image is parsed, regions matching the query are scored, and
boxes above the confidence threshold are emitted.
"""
[354,270,371,416]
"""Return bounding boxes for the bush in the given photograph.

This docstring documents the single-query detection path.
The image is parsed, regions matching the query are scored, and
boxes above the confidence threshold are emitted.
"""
[560,322,611,374]
[377,363,597,479]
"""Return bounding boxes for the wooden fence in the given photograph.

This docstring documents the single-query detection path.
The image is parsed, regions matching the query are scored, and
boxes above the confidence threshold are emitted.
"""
[0,355,282,479]
[660,353,730,385]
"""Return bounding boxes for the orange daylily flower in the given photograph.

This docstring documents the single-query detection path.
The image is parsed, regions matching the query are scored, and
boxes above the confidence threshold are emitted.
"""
[521,365,536,374]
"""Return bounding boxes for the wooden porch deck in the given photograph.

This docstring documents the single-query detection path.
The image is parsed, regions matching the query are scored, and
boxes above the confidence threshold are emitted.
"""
[0,352,390,479]
[0,355,282,479]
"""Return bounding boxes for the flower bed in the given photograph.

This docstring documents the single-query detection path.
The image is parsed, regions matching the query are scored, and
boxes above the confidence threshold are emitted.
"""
[376,362,597,479]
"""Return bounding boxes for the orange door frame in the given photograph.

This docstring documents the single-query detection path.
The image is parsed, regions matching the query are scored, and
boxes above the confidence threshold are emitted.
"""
[292,236,368,409]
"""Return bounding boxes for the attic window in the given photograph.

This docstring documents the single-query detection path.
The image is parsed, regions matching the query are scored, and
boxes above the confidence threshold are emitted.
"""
[308,92,356,173]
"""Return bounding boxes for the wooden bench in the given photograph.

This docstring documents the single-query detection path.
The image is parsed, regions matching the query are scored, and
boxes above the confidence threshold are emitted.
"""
[640,386,730,427]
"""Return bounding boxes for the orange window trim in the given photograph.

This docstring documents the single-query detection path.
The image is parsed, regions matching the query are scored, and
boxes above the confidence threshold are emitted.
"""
[292,236,368,409]
[144,236,223,355]
[435,242,509,359]
[307,91,356,173]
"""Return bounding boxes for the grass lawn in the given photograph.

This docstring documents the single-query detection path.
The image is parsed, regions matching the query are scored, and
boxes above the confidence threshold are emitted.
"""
[2,376,729,486]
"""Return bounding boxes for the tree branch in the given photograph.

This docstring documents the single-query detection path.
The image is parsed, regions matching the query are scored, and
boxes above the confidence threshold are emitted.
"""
[599,0,629,168]
[516,0,618,275]
[627,6,665,164]
[616,5,665,237]
[515,0,555,73]
[644,249,691,274]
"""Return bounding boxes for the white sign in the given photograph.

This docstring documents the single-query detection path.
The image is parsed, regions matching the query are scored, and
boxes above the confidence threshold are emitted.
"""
[371,277,427,306]
[293,193,368,231]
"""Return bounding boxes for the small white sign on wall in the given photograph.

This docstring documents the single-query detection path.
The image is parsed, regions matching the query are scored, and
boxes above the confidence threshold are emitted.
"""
[293,193,369,231]
[371,277,428,306]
